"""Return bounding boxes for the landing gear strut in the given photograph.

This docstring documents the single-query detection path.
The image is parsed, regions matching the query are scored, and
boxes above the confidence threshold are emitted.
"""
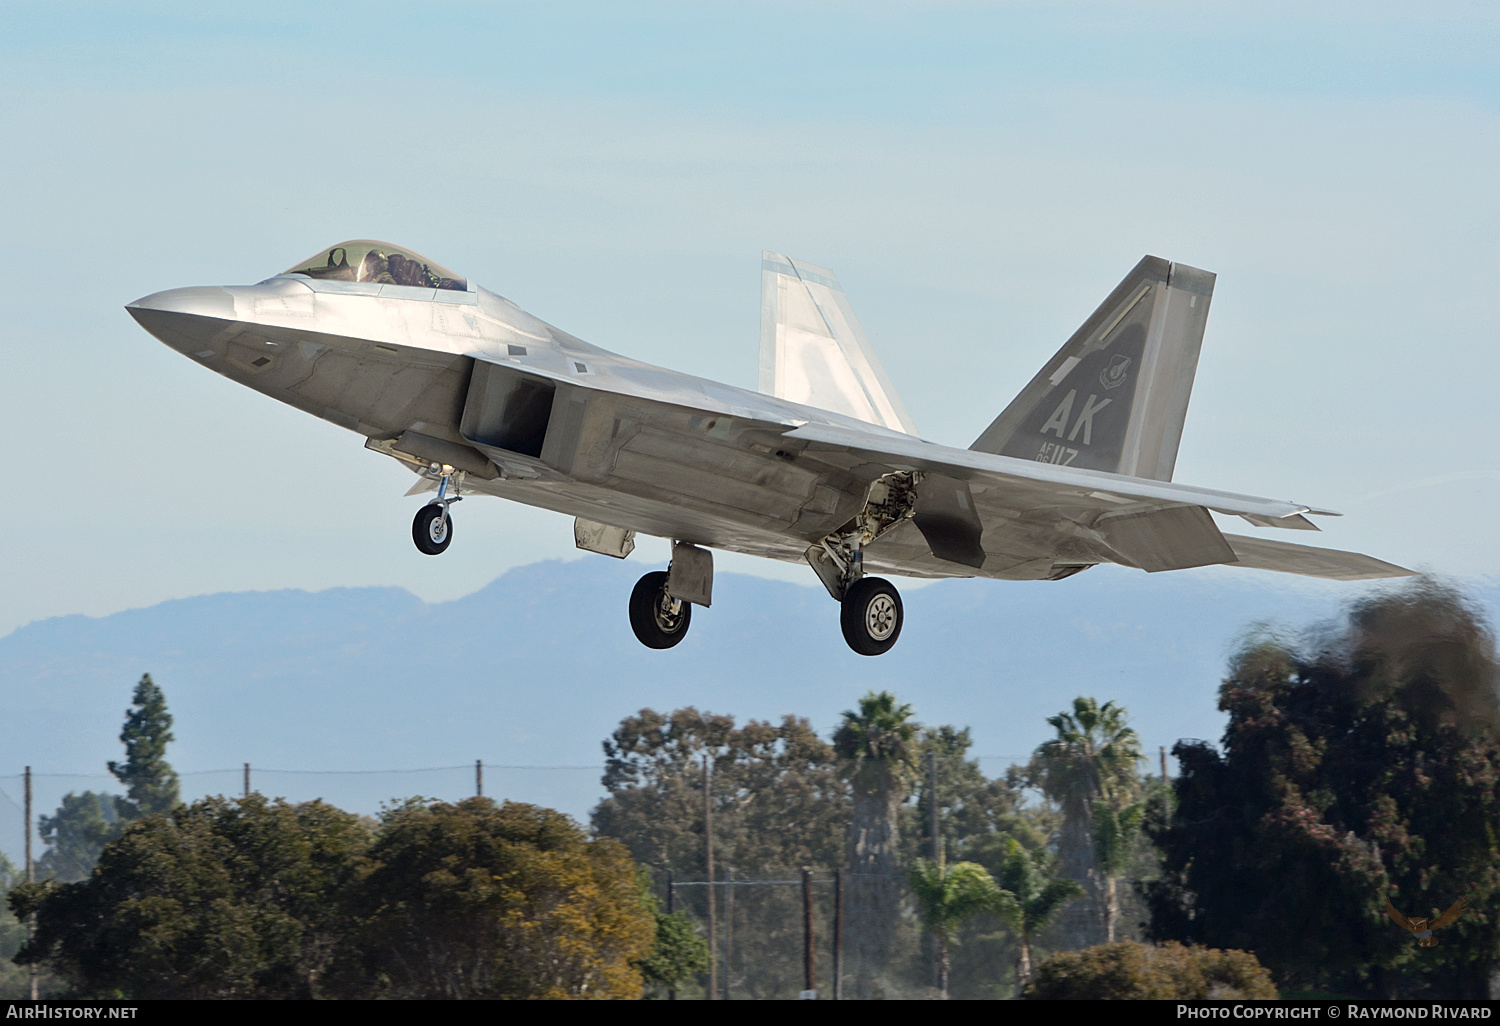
[807,471,919,656]
[628,570,691,649]
[412,465,462,556]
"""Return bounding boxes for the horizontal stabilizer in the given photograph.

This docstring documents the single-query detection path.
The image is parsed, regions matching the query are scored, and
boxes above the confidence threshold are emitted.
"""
[1222,534,1415,581]
[760,252,918,434]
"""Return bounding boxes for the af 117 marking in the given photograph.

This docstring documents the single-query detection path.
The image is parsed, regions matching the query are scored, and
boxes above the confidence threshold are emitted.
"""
[127,243,1413,657]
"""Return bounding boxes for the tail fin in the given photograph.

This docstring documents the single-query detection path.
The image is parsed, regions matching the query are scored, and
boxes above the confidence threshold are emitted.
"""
[760,252,918,435]
[970,256,1214,481]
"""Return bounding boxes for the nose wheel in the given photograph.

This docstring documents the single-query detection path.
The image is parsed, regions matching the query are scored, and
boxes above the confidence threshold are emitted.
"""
[840,576,903,656]
[410,465,461,556]
[412,504,453,555]
[629,571,692,649]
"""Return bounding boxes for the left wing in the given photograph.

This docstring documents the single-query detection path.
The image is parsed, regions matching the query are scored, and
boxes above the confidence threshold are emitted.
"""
[783,422,1412,579]
[1432,896,1470,930]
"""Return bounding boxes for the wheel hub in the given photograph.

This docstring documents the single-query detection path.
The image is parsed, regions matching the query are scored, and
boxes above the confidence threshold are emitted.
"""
[865,594,897,640]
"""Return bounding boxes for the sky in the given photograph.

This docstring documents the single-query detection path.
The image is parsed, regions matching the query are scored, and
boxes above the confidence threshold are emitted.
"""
[2,2,1500,642]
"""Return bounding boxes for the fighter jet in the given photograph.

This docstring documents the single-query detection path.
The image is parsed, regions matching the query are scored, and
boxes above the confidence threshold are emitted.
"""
[127,241,1412,655]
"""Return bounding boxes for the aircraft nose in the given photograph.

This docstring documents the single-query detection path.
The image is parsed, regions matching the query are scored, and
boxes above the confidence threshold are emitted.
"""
[126,285,236,319]
[125,286,237,353]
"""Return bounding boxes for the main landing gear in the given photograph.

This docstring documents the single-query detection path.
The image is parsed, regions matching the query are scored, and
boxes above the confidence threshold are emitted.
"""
[840,576,903,656]
[628,570,691,649]
[412,465,462,556]
[807,471,919,656]
[627,542,712,650]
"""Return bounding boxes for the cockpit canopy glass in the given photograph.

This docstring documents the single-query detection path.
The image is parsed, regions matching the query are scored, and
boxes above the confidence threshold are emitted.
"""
[284,240,468,292]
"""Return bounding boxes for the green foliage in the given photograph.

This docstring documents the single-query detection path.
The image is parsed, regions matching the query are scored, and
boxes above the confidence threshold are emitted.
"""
[14,794,368,998]
[909,859,1011,947]
[1030,697,1143,808]
[37,793,122,883]
[904,725,1048,865]
[343,798,654,999]
[833,690,920,792]
[1146,579,1500,999]
[594,707,847,874]
[1024,940,1279,1000]
[633,871,708,997]
[107,674,180,818]
[1092,798,1143,880]
[991,839,1085,939]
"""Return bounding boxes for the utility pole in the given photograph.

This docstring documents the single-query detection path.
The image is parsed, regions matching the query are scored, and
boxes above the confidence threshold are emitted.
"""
[801,867,816,998]
[703,755,717,1000]
[1160,745,1168,784]
[476,759,483,798]
[833,869,844,1001]
[666,870,676,1001]
[25,766,37,1000]
[243,762,251,798]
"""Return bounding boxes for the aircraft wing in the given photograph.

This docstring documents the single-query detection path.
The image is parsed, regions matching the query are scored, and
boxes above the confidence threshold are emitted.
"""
[784,423,1316,521]
[782,423,1412,580]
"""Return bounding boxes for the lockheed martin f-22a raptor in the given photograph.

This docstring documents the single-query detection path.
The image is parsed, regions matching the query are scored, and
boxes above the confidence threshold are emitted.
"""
[128,242,1412,655]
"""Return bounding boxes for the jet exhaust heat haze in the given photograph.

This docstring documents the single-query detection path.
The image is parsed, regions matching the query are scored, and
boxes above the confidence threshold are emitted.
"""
[128,242,1412,656]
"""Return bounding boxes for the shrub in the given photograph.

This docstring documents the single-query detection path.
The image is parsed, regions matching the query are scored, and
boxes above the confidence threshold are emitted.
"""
[1024,940,1278,1000]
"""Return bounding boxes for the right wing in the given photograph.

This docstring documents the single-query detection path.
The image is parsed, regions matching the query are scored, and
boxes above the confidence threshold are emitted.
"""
[1385,898,1418,933]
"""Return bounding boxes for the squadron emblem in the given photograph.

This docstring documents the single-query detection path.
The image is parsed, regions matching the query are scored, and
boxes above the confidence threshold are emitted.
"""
[1100,354,1132,390]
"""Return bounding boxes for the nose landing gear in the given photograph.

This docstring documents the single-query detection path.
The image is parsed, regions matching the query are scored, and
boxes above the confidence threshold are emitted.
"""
[411,465,462,556]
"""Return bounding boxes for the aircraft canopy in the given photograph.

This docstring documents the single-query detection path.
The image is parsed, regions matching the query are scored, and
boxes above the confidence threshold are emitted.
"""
[284,240,467,292]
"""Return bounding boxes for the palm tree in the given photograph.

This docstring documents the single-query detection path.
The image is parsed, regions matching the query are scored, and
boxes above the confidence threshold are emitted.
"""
[909,859,1012,999]
[1028,697,1142,946]
[1091,796,1143,942]
[833,691,919,997]
[992,838,1084,993]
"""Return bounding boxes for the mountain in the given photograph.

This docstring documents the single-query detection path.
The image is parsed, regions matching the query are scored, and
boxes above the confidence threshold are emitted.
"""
[0,556,1464,862]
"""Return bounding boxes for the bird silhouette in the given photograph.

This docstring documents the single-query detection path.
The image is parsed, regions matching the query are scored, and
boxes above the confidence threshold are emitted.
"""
[1385,896,1469,947]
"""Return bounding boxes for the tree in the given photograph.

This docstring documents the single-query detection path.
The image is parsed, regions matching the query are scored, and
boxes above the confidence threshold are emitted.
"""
[592,707,849,998]
[1091,796,1143,942]
[1146,579,1500,998]
[908,859,1012,999]
[833,690,920,997]
[346,798,654,999]
[1024,940,1278,1000]
[632,870,709,998]
[1027,697,1141,946]
[990,838,1085,991]
[107,674,179,819]
[13,795,368,998]
[36,793,122,883]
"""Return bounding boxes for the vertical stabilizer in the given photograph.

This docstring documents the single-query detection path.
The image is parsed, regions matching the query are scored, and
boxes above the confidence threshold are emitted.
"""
[759,252,918,435]
[970,256,1215,481]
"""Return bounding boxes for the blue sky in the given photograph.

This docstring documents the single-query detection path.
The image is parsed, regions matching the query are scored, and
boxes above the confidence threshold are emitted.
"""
[2,2,1499,638]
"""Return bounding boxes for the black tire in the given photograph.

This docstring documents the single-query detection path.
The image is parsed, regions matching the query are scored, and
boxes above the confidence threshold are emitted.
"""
[840,576,903,656]
[412,505,452,555]
[629,570,691,649]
